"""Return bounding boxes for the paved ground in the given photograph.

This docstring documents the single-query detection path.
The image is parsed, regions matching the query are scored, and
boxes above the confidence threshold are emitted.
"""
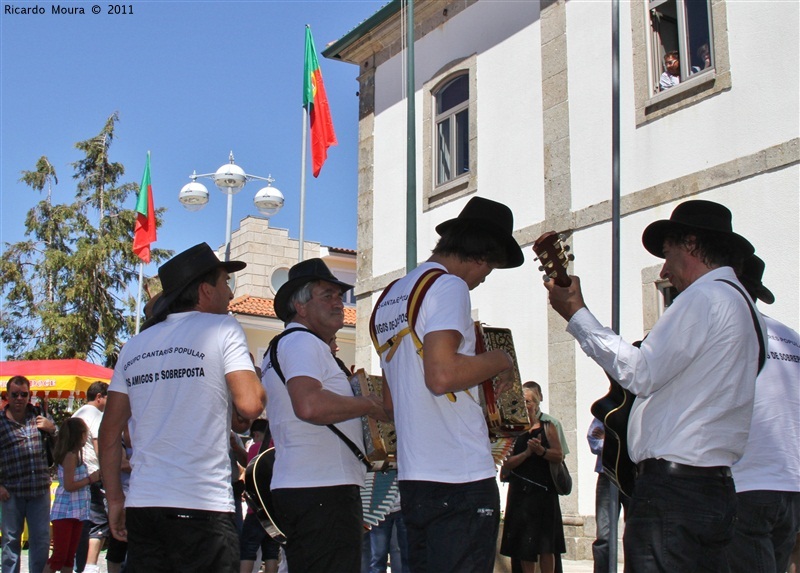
[15,548,597,572]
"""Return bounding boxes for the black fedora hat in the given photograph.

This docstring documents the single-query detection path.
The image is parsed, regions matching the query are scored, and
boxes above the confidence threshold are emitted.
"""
[739,254,775,304]
[434,196,524,268]
[274,258,353,323]
[147,243,246,322]
[641,200,754,258]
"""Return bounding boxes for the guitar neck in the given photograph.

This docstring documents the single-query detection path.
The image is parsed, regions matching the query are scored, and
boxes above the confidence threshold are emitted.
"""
[532,231,572,287]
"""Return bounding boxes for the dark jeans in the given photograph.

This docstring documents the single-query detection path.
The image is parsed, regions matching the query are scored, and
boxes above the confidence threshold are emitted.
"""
[126,506,239,573]
[623,471,737,573]
[593,473,628,573]
[726,490,800,573]
[400,478,500,573]
[272,485,363,573]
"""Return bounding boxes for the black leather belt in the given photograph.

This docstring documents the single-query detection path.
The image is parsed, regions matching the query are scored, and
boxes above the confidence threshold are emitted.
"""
[636,458,732,479]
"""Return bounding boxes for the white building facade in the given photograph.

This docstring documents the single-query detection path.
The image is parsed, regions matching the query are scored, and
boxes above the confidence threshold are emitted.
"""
[324,0,799,558]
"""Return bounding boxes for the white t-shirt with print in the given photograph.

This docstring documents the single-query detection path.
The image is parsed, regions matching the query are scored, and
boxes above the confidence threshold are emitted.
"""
[371,262,495,483]
[109,311,254,512]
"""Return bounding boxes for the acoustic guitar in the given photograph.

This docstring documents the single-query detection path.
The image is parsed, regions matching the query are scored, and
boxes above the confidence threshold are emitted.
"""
[243,448,287,544]
[533,230,637,497]
[590,370,637,498]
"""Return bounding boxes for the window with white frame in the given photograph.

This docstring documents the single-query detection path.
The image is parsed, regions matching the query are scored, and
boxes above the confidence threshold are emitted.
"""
[435,75,469,187]
[423,54,477,209]
[649,0,714,95]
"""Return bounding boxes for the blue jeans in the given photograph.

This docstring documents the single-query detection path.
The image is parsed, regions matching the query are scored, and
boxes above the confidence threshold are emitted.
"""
[400,478,500,573]
[623,472,737,572]
[726,490,800,573]
[593,473,628,573]
[1,492,51,573]
[369,510,409,573]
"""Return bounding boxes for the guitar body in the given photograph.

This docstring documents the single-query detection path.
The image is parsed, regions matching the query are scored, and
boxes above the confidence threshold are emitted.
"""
[591,373,637,498]
[243,448,287,544]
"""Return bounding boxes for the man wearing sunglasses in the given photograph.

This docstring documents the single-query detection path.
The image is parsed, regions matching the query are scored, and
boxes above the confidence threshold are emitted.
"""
[0,375,57,573]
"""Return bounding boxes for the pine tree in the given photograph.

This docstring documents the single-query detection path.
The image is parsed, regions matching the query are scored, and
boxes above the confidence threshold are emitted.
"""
[0,113,168,364]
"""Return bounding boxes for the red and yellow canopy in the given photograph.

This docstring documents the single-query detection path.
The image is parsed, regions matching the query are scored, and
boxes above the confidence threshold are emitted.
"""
[0,359,113,399]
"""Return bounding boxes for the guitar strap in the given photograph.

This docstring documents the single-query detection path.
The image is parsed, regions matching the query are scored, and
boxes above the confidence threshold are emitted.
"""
[266,327,371,469]
[716,279,767,374]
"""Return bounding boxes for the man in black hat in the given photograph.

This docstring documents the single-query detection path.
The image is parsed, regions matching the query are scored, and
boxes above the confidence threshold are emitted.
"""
[370,196,522,573]
[262,258,387,573]
[99,243,266,573]
[543,199,766,571]
[727,254,800,573]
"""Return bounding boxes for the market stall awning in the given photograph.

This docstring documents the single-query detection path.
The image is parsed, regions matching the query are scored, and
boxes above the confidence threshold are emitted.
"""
[0,359,113,398]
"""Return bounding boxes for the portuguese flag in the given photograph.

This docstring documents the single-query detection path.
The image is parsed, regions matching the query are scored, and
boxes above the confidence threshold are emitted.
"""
[303,26,337,177]
[133,152,157,263]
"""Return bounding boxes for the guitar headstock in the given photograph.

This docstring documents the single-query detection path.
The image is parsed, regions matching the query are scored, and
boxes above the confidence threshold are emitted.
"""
[532,231,574,287]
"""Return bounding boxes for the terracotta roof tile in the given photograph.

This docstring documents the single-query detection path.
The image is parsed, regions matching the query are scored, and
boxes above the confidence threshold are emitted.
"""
[229,295,356,327]
[327,246,357,255]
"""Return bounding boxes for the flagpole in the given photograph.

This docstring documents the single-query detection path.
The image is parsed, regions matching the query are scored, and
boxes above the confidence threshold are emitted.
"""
[298,24,311,263]
[135,262,144,334]
[299,104,308,263]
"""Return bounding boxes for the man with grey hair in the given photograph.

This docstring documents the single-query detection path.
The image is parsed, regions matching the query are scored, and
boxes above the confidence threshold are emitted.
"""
[262,258,387,572]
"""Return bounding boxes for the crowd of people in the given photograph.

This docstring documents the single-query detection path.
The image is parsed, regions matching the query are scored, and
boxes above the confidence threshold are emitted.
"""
[1,196,798,573]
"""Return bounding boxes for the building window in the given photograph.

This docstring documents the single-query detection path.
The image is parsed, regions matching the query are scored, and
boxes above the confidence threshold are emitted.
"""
[650,0,714,95]
[435,75,469,186]
[632,0,731,124]
[423,54,477,209]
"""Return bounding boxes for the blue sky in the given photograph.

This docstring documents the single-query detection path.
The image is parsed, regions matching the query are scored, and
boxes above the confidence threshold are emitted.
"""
[0,0,387,270]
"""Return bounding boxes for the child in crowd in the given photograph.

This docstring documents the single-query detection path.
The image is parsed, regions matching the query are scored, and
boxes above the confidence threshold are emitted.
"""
[44,418,100,573]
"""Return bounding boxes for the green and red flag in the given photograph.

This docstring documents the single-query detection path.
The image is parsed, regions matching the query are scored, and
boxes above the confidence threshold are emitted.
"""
[133,152,157,263]
[303,26,337,177]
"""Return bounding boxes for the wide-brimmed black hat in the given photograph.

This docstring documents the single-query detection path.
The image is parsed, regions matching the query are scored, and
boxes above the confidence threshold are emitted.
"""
[641,200,754,258]
[434,197,524,268]
[147,243,246,322]
[274,258,353,323]
[739,254,774,304]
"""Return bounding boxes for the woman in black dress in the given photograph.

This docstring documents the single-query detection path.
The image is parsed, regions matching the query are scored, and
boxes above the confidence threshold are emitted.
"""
[500,387,566,573]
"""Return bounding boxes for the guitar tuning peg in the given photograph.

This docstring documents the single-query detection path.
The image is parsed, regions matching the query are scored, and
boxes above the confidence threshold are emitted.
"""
[542,275,551,283]
[538,266,545,272]
[563,245,571,252]
[558,233,566,241]
[567,254,575,261]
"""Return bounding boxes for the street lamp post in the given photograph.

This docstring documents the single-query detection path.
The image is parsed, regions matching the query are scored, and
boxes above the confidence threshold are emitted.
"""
[179,151,284,261]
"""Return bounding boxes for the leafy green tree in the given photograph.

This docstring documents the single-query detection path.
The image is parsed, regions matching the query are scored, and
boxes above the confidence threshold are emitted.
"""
[0,113,168,365]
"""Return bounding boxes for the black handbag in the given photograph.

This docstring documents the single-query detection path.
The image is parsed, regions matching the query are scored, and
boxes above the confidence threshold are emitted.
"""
[543,421,572,496]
